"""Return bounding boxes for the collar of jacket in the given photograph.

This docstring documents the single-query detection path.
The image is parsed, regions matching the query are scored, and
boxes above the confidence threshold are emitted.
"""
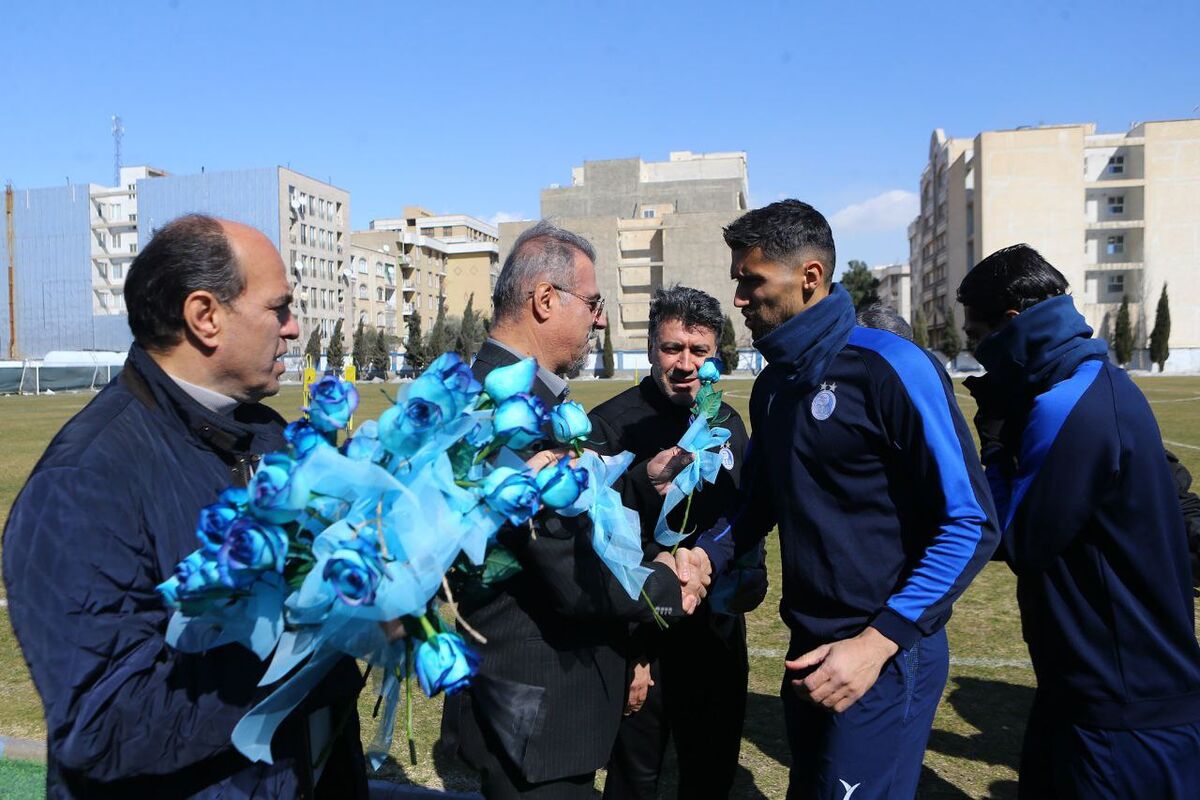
[122,344,286,457]
[974,295,1110,398]
[472,339,566,408]
[753,283,856,389]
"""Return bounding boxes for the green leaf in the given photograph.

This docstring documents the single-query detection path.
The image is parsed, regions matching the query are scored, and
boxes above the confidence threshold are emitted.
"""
[481,547,522,586]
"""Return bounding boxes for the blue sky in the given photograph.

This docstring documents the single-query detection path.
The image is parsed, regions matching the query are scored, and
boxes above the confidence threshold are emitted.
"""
[3,0,1197,271]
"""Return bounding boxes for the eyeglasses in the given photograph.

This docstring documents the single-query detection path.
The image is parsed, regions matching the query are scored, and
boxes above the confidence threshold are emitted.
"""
[532,283,606,319]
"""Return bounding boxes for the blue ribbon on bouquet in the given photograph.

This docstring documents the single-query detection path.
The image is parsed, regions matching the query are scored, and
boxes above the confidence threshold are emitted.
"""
[560,451,653,600]
[653,415,731,547]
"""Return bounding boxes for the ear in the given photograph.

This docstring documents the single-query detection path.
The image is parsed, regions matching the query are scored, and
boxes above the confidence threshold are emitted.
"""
[800,259,826,292]
[1004,309,1021,320]
[182,290,224,349]
[530,281,556,323]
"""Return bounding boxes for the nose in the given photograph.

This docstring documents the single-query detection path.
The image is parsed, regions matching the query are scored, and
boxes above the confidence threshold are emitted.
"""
[678,350,698,374]
[594,308,608,330]
[732,287,750,308]
[281,310,300,340]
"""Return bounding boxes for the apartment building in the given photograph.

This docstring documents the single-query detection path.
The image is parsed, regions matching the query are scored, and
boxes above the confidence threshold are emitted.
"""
[871,263,911,323]
[910,119,1200,369]
[500,151,750,349]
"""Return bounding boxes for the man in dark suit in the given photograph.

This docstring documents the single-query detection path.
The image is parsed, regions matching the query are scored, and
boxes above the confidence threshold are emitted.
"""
[441,220,711,798]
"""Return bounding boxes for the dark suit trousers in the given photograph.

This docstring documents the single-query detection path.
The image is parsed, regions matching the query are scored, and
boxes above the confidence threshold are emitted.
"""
[603,615,749,799]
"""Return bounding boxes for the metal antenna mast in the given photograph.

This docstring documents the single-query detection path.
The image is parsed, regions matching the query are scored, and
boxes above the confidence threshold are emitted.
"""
[111,115,123,186]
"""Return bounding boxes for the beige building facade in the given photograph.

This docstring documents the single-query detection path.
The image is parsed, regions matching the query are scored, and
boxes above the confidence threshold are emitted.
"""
[501,151,750,349]
[351,226,447,354]
[346,239,399,346]
[910,119,1200,370]
[370,207,499,319]
[871,263,912,323]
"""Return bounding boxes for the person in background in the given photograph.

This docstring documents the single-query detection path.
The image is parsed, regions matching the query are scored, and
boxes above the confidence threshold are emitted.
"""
[590,285,765,799]
[959,244,1200,799]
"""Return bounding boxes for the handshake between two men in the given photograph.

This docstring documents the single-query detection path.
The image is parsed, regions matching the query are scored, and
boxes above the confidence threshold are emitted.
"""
[527,442,713,615]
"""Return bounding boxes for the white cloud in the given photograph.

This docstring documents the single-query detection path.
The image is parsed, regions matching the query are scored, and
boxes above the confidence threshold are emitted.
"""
[829,190,919,233]
[488,211,528,226]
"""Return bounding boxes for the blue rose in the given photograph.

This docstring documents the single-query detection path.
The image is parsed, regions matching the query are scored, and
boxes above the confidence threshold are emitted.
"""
[217,518,289,587]
[407,353,481,420]
[481,466,541,525]
[549,401,591,447]
[482,358,537,404]
[535,460,589,510]
[158,551,223,607]
[195,496,243,553]
[284,419,329,459]
[341,419,382,462]
[698,359,722,384]
[378,397,443,457]
[493,393,548,452]
[414,632,480,696]
[323,534,384,606]
[248,452,311,524]
[307,375,359,432]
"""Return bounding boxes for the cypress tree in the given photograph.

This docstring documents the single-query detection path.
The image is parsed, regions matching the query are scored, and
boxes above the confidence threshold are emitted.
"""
[370,328,390,378]
[718,315,738,374]
[352,319,367,372]
[1113,296,1133,366]
[304,327,322,370]
[404,311,426,372]
[1149,283,1171,372]
[326,319,345,374]
[601,325,615,378]
[912,307,929,349]
[941,305,962,363]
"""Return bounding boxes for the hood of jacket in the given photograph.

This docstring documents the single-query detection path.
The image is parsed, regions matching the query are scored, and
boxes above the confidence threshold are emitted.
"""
[753,283,857,389]
[974,295,1110,397]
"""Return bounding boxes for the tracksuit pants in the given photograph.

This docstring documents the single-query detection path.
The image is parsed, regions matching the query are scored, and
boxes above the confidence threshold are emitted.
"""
[782,629,949,800]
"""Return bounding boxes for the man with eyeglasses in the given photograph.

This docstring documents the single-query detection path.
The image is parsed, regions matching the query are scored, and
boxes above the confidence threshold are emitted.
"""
[440,220,711,798]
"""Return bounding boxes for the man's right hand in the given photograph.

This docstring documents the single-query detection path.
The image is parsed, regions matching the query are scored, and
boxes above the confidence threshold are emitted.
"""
[625,661,653,715]
[666,547,712,614]
[646,446,694,497]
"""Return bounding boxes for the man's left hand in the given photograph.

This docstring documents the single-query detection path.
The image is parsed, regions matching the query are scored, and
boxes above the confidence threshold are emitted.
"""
[673,547,712,614]
[784,627,899,713]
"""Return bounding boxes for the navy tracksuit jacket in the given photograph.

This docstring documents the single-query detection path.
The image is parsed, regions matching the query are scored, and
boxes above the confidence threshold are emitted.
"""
[699,284,1000,654]
[975,297,1200,730]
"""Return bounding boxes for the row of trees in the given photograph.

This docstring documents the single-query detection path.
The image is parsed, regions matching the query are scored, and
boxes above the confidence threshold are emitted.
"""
[303,319,393,376]
[1113,285,1171,370]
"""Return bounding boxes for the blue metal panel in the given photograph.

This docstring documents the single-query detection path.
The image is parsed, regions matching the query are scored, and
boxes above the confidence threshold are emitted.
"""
[0,185,132,358]
[136,168,281,249]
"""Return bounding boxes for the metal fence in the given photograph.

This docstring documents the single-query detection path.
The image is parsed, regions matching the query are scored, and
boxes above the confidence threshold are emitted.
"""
[0,363,123,395]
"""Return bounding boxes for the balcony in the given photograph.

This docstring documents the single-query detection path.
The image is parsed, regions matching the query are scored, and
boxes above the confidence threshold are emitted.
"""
[1086,219,1144,231]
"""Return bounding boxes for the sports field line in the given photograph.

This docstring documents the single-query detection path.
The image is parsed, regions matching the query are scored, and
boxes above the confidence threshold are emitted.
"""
[1164,439,1200,451]
[1148,395,1200,404]
[747,647,1033,669]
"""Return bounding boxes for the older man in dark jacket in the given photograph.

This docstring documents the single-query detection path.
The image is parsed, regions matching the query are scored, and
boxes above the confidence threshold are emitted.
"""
[3,215,367,799]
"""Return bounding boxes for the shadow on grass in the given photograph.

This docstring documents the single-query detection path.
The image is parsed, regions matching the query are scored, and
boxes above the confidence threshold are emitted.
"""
[927,676,1032,772]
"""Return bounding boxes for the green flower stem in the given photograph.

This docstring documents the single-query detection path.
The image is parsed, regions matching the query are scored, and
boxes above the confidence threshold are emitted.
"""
[405,642,416,765]
[417,614,438,640]
[641,587,669,630]
[670,492,696,556]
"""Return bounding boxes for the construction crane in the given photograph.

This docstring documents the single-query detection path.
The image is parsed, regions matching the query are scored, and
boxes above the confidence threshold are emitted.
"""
[111,115,123,186]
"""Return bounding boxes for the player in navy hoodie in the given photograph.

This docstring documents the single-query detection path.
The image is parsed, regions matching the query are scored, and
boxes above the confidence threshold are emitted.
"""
[692,200,1001,799]
[959,244,1200,799]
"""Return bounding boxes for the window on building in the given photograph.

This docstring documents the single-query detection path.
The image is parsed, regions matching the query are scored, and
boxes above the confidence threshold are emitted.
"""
[358,257,368,274]
[642,209,656,219]
[99,291,110,308]
[1108,195,1124,214]
[1107,274,1125,295]
[300,226,308,245]
[442,226,453,237]
[112,263,123,280]
[376,261,384,277]
[377,287,384,301]
[1106,235,1125,255]
[1108,155,1125,175]
[130,243,137,254]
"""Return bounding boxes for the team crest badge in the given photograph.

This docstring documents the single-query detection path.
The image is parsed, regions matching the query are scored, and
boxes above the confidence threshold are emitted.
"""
[719,443,735,470]
[811,382,837,421]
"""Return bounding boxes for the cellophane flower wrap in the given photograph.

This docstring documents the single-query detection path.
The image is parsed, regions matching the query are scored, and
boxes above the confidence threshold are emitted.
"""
[157,354,654,770]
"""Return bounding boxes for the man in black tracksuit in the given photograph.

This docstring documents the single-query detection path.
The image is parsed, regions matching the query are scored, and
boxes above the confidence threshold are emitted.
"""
[692,201,1001,799]
[589,286,765,799]
[959,245,1200,799]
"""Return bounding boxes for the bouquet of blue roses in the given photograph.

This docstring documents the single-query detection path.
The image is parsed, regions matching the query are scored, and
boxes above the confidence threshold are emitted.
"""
[157,352,655,769]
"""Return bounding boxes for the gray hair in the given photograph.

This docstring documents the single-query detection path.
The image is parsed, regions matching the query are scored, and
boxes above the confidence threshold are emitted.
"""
[856,303,914,341]
[648,285,724,344]
[492,220,597,322]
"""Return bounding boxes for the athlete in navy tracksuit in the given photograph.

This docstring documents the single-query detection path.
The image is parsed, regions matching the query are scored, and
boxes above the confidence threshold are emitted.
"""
[960,245,1200,799]
[695,200,1001,799]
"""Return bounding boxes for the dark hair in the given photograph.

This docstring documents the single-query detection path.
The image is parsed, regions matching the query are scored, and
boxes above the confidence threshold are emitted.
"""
[648,285,724,344]
[957,244,1069,322]
[125,214,244,350]
[723,199,836,285]
[492,220,597,322]
[856,303,914,341]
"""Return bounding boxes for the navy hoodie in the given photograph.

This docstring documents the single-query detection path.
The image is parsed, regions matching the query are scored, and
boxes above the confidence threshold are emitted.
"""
[698,285,1000,652]
[975,296,1200,729]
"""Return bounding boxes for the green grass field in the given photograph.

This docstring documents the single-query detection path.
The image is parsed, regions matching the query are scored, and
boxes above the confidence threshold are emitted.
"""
[1,375,1198,798]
